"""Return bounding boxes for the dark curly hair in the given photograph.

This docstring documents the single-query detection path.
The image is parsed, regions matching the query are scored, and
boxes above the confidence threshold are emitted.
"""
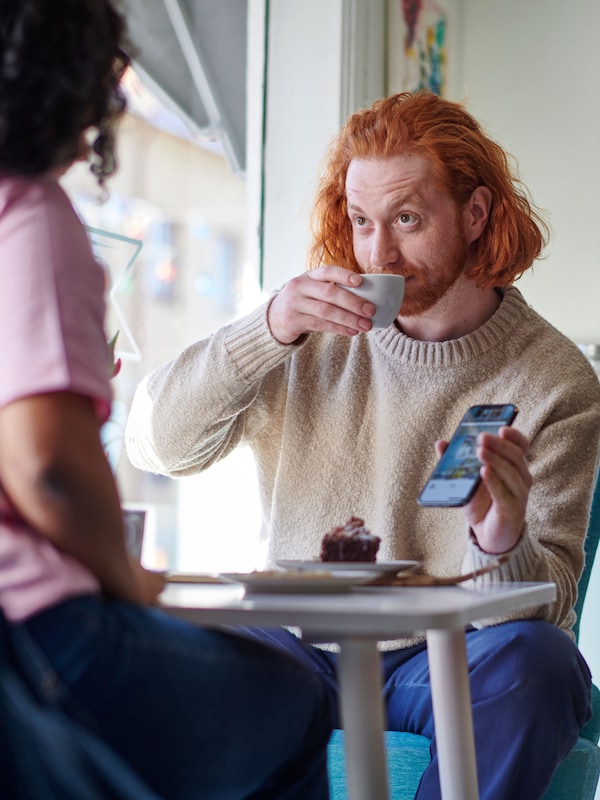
[309,91,549,288]
[0,0,132,186]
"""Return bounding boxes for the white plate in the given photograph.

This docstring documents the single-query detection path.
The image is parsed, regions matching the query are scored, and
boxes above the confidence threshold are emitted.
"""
[165,572,226,584]
[218,570,376,594]
[275,559,420,575]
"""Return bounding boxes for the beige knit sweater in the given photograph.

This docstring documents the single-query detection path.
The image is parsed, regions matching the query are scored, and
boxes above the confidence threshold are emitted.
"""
[126,287,600,646]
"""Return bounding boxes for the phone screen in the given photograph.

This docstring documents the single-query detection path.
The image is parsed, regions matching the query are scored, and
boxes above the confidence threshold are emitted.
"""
[418,404,518,507]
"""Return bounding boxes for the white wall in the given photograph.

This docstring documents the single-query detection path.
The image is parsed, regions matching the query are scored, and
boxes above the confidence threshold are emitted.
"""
[260,0,388,292]
[261,0,344,291]
[460,0,600,346]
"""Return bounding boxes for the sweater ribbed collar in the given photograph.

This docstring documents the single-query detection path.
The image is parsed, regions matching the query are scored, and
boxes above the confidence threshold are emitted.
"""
[373,286,530,367]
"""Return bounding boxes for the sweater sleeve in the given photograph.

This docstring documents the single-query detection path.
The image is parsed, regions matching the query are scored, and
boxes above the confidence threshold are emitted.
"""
[125,300,298,476]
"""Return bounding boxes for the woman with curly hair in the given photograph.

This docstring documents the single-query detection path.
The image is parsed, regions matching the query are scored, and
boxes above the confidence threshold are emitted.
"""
[0,0,126,183]
[0,2,333,798]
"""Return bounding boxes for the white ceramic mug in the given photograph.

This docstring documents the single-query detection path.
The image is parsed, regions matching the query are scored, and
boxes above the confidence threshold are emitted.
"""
[340,273,405,328]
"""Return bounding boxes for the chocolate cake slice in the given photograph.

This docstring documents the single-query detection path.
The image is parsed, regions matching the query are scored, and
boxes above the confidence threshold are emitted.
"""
[320,517,381,562]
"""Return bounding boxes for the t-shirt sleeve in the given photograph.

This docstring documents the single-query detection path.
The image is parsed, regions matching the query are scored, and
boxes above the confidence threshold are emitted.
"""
[0,177,112,421]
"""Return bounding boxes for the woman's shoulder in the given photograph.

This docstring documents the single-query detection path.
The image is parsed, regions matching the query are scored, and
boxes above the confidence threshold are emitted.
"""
[0,171,61,200]
[0,173,75,232]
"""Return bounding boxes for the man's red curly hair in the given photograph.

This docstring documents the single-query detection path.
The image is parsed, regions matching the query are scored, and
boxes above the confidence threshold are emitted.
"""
[308,92,548,288]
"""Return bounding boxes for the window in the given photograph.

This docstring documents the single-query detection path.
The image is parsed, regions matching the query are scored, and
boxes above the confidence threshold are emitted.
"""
[61,72,262,574]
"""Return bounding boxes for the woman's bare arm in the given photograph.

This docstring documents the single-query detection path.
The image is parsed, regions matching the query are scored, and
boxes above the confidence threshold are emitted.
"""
[0,391,163,604]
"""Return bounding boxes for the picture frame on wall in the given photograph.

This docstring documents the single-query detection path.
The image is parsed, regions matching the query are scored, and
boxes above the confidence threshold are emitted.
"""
[394,0,448,96]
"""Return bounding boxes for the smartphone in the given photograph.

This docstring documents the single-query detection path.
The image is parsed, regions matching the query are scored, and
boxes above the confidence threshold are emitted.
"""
[418,404,518,507]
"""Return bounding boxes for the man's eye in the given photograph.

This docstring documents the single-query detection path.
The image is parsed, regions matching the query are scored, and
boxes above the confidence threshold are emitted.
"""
[398,212,417,225]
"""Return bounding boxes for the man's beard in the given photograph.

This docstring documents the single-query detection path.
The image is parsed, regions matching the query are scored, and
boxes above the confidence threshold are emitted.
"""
[399,226,470,317]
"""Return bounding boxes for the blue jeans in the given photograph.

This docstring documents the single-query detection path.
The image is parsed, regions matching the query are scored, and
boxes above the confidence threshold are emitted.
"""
[6,596,333,800]
[241,620,593,800]
[0,635,161,799]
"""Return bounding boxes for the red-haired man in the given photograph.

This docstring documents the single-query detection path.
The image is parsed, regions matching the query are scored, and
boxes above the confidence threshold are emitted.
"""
[127,92,600,799]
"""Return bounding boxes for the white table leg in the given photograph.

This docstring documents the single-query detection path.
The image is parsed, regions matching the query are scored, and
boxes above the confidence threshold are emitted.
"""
[427,628,479,800]
[337,639,390,800]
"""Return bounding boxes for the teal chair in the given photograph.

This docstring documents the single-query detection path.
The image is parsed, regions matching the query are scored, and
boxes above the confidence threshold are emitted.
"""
[328,475,600,799]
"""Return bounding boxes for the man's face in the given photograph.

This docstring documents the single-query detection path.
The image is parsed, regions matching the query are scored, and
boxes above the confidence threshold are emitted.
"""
[345,153,470,317]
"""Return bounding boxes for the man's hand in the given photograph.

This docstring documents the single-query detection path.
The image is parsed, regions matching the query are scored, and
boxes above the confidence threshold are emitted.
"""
[267,266,376,344]
[435,427,532,554]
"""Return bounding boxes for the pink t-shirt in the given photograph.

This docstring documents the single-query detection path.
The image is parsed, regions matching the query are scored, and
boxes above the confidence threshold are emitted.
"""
[0,173,109,621]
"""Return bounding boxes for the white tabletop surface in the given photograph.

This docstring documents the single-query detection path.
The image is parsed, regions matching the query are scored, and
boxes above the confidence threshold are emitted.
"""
[159,581,556,642]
